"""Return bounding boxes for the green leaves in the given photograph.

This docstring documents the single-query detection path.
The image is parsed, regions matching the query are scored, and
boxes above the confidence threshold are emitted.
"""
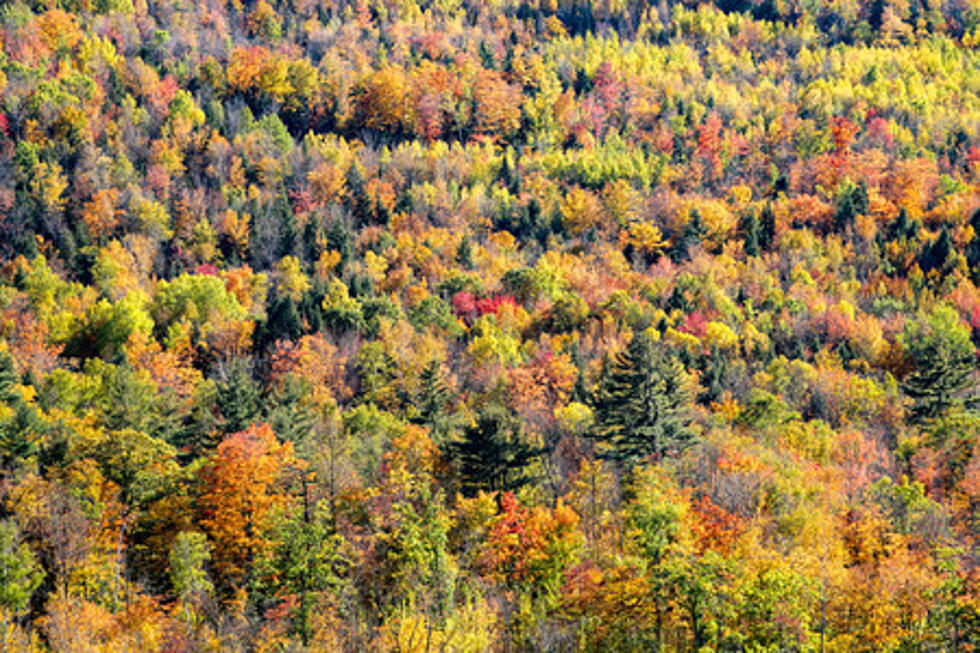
[592,331,695,467]
[900,305,977,423]
[0,520,43,616]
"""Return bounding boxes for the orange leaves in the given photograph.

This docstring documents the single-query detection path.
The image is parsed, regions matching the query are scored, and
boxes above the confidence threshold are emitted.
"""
[472,71,521,139]
[268,333,352,407]
[354,67,410,134]
[482,492,580,590]
[199,423,297,592]
[81,189,122,242]
[227,46,270,93]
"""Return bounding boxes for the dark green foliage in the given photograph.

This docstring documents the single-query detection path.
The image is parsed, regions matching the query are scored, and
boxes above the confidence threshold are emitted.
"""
[449,403,539,496]
[901,306,977,423]
[918,225,956,277]
[834,180,868,233]
[216,359,261,434]
[591,331,695,466]
[742,212,760,257]
[671,211,705,263]
[263,294,304,345]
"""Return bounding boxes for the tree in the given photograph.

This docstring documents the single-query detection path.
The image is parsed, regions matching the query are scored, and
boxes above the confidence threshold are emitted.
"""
[449,403,539,496]
[198,423,296,594]
[169,531,211,636]
[216,358,261,434]
[0,520,43,647]
[252,501,349,645]
[671,211,706,263]
[591,331,695,467]
[900,306,977,423]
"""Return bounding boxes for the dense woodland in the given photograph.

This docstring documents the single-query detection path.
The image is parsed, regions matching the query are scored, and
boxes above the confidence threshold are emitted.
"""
[0,0,977,650]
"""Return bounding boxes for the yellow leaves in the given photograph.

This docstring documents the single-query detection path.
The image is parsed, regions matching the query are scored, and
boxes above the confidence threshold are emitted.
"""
[275,256,310,301]
[29,162,68,214]
[560,187,603,236]
[624,221,668,259]
[355,67,410,133]
[307,161,346,207]
[384,599,496,653]
[704,320,738,350]
[82,190,122,241]
[315,249,342,281]
[554,401,593,434]
[37,9,82,53]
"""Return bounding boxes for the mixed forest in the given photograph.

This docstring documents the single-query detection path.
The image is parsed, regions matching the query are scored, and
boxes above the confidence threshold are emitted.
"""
[0,0,978,650]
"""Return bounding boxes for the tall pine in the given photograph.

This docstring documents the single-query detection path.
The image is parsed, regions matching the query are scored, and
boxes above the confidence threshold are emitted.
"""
[591,331,694,467]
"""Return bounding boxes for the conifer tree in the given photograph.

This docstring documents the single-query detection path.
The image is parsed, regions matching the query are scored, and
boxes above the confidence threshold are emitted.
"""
[742,212,760,257]
[591,331,694,466]
[671,211,705,263]
[901,306,977,423]
[450,403,539,496]
[217,359,261,434]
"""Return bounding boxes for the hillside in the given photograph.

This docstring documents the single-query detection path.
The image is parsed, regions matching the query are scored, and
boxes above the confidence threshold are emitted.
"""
[0,0,977,650]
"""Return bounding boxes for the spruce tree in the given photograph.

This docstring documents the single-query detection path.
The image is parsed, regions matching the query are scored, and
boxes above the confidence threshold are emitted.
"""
[901,306,977,423]
[742,212,760,257]
[450,403,539,496]
[216,359,261,434]
[671,210,705,263]
[759,202,776,251]
[591,331,694,467]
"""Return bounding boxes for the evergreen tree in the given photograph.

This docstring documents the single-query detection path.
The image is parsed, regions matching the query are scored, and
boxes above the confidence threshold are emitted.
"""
[456,235,474,270]
[216,359,261,434]
[591,331,695,467]
[415,360,451,429]
[964,209,980,279]
[918,225,956,276]
[0,520,43,646]
[449,403,539,496]
[326,219,354,270]
[0,351,20,404]
[834,180,868,233]
[671,211,705,263]
[742,212,760,257]
[264,294,304,345]
[901,306,977,423]
[276,188,298,259]
[759,202,776,251]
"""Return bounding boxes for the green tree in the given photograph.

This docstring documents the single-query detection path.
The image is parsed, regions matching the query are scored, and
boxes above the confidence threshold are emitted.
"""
[216,358,261,434]
[449,403,539,496]
[900,306,977,423]
[253,501,349,645]
[169,531,212,635]
[0,520,43,647]
[591,331,695,467]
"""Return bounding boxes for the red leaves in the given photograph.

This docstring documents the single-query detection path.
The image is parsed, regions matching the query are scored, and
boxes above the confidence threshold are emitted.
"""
[452,291,517,323]
[678,311,708,339]
[483,492,580,588]
[830,115,859,155]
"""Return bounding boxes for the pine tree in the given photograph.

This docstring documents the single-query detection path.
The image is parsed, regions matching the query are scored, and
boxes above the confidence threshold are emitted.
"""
[216,359,261,434]
[591,331,694,467]
[918,225,955,276]
[964,209,980,279]
[759,202,776,251]
[901,306,977,423]
[742,212,760,257]
[450,403,539,496]
[671,210,705,263]
[0,520,43,647]
[416,360,451,426]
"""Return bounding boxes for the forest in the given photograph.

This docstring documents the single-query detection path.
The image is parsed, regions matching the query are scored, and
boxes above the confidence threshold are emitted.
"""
[0,0,977,650]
